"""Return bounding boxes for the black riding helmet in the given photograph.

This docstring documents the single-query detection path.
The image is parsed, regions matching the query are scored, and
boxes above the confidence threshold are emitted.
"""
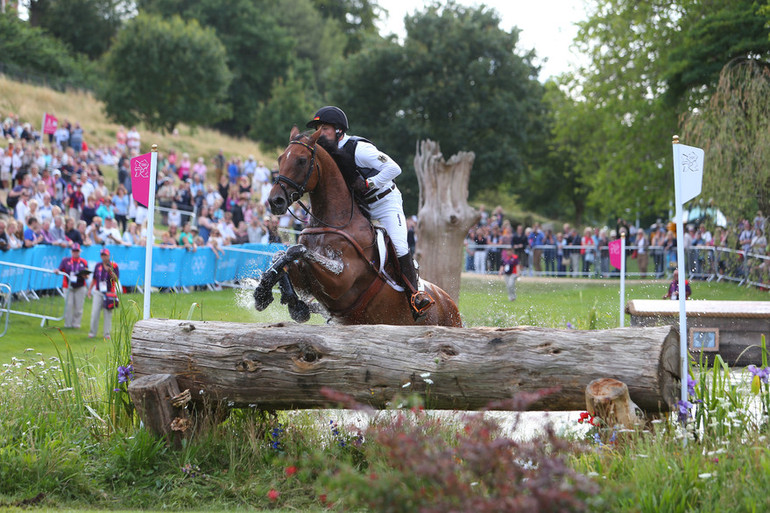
[306,106,349,132]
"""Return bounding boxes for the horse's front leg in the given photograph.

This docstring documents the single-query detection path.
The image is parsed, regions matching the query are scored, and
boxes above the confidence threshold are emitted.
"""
[254,245,308,312]
[278,271,310,323]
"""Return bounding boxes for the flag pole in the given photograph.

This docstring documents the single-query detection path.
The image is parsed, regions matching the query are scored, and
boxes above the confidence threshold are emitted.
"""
[672,134,689,424]
[619,233,626,328]
[142,145,158,320]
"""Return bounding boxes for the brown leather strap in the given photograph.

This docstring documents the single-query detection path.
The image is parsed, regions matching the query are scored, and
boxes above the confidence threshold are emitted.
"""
[300,226,386,319]
[300,227,374,267]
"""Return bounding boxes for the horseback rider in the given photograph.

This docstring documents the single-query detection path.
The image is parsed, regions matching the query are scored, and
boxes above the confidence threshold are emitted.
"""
[307,106,434,319]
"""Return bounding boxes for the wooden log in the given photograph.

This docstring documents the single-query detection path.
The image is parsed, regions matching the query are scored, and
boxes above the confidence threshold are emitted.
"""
[585,378,641,429]
[131,320,680,414]
[128,373,191,446]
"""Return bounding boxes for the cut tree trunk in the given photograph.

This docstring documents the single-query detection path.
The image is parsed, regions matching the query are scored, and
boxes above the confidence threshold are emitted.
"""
[128,373,191,446]
[585,378,641,429]
[413,140,479,302]
[131,320,679,416]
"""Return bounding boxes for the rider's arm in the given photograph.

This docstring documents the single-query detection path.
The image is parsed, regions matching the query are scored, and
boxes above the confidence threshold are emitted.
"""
[355,141,401,190]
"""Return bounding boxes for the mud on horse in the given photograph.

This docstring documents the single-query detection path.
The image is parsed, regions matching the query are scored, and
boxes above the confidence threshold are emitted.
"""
[253,127,462,327]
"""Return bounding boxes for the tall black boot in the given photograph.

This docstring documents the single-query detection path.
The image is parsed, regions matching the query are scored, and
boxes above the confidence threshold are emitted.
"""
[398,254,434,320]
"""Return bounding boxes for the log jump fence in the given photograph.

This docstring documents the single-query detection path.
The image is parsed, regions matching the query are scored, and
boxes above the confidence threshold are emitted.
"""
[128,320,680,443]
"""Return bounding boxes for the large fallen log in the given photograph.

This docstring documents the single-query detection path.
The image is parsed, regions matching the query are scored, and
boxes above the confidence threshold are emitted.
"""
[130,320,679,414]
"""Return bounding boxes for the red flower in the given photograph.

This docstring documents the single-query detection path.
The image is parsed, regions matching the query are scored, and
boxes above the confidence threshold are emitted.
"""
[285,465,297,477]
[267,488,279,501]
[319,494,328,504]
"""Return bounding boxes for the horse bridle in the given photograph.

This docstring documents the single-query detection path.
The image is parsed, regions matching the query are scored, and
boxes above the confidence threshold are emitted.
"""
[275,140,319,206]
[275,138,355,230]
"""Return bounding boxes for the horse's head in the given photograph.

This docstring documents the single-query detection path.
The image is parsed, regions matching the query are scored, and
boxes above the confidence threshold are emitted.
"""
[268,126,322,215]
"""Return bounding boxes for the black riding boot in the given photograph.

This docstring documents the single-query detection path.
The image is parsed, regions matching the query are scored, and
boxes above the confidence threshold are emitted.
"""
[398,254,434,320]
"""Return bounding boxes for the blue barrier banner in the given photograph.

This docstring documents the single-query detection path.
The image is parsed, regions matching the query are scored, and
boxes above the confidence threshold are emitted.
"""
[0,248,31,292]
[0,242,283,292]
[152,247,181,288]
[214,248,239,283]
[180,248,217,287]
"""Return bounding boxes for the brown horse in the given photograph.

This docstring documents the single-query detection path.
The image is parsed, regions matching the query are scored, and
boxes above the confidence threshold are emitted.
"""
[253,127,462,327]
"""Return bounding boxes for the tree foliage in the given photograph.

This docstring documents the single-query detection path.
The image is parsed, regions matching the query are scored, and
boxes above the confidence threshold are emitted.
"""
[0,12,97,87]
[562,0,770,224]
[25,0,131,59]
[137,0,296,135]
[326,2,545,211]
[101,13,231,133]
[683,59,770,220]
[251,66,321,153]
[310,0,383,54]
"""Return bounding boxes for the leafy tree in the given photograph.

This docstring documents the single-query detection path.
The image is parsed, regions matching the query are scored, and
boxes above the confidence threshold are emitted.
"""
[136,0,296,135]
[251,66,322,153]
[683,59,770,221]
[326,2,545,212]
[310,0,383,54]
[565,0,770,222]
[101,13,231,133]
[25,0,132,59]
[0,12,97,87]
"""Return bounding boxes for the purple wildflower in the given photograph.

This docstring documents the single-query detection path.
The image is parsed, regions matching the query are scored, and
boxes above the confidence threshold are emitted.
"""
[677,399,693,423]
[566,322,574,329]
[117,364,134,384]
[687,374,696,398]
[747,365,770,384]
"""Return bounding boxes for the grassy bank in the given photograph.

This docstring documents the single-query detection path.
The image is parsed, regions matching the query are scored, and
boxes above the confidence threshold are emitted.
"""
[0,75,274,165]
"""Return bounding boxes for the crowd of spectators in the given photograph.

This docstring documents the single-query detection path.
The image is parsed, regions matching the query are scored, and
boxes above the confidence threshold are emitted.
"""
[2,114,768,288]
[0,114,293,259]
[464,204,770,286]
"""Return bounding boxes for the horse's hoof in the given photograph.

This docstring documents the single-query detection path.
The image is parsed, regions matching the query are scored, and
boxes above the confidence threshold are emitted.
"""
[289,300,311,323]
[254,285,274,311]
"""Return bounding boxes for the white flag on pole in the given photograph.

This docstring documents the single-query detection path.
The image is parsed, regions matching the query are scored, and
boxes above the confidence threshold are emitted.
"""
[674,143,704,204]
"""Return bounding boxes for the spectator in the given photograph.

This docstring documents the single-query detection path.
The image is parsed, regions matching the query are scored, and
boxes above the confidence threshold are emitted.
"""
[192,157,207,181]
[159,231,177,248]
[86,216,105,245]
[81,195,98,226]
[115,125,127,152]
[207,229,225,258]
[247,215,265,243]
[751,228,766,255]
[472,226,488,274]
[262,215,281,244]
[253,160,272,203]
[76,220,92,247]
[122,222,142,246]
[39,218,55,245]
[57,243,89,328]
[543,228,556,276]
[6,220,22,249]
[127,126,141,153]
[178,152,191,181]
[227,156,240,184]
[179,222,197,251]
[69,122,84,152]
[0,219,8,251]
[96,196,116,220]
[102,217,124,245]
[243,155,257,177]
[23,216,43,247]
[49,215,68,247]
[663,269,692,300]
[580,227,595,276]
[112,185,129,232]
[88,248,120,339]
[636,229,648,278]
[212,149,225,183]
[498,248,520,301]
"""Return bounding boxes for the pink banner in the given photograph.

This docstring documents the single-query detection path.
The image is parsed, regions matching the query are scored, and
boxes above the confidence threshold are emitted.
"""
[609,238,622,270]
[42,113,58,135]
[130,152,152,207]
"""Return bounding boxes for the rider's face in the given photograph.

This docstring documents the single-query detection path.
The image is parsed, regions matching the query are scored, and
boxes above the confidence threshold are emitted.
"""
[318,124,338,144]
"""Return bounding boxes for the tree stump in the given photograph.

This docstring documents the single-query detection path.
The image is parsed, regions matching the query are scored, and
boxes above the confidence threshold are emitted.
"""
[585,378,641,429]
[413,140,479,302]
[128,373,192,446]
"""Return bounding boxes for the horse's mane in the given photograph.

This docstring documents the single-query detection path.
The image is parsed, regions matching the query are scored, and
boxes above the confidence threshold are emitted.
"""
[301,132,371,220]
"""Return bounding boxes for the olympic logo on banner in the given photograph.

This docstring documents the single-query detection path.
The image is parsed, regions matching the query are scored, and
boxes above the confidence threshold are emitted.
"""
[191,256,207,275]
[41,255,58,270]
[133,157,150,178]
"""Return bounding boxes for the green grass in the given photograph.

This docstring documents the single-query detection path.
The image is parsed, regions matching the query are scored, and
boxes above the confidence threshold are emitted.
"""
[2,277,767,364]
[1,277,769,512]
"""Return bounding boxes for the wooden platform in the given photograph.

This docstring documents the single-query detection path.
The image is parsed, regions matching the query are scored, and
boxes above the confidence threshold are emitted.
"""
[626,300,770,366]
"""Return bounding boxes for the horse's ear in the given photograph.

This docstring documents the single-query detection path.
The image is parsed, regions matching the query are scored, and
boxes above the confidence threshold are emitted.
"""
[309,128,322,146]
[290,125,299,141]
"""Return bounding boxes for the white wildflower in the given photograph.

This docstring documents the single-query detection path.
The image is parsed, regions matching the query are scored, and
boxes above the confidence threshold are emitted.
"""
[587,471,600,477]
[698,473,713,479]
[420,372,431,378]
[424,378,434,385]
[402,382,411,388]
